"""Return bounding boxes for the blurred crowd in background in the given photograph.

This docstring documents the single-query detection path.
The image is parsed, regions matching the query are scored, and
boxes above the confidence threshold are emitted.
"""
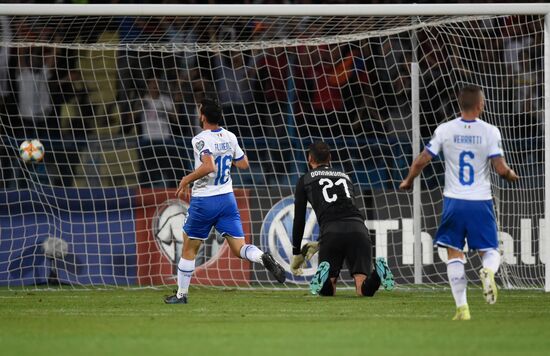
[0,0,546,190]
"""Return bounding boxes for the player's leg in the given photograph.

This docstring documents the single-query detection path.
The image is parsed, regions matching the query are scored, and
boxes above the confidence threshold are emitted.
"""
[164,197,214,304]
[479,250,499,304]
[354,254,389,297]
[466,199,500,304]
[343,221,393,297]
[359,272,380,297]
[224,234,285,283]
[164,233,204,304]
[353,274,368,296]
[224,234,262,262]
[311,231,344,296]
[177,235,202,298]
[359,258,395,297]
[216,192,285,283]
[434,197,470,320]
[446,248,470,320]
[310,261,334,296]
[347,228,377,297]
[318,277,337,296]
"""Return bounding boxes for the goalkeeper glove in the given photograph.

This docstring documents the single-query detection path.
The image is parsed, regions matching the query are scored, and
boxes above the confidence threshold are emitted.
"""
[290,254,305,276]
[290,242,320,276]
[300,241,319,261]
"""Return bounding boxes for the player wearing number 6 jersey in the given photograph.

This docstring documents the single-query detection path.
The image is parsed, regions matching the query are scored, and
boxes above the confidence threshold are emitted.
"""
[164,98,285,304]
[291,141,394,297]
[400,85,518,320]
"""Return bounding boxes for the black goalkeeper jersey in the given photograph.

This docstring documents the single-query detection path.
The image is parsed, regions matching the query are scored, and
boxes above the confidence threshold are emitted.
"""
[292,165,365,255]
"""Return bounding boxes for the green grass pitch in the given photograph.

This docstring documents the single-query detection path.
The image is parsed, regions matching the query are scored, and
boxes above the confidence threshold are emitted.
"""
[1,288,549,356]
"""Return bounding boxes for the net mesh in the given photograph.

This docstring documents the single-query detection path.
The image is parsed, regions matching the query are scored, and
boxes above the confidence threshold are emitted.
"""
[0,13,545,289]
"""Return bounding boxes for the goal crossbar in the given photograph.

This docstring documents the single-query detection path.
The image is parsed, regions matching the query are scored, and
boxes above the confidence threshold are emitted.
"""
[0,3,550,17]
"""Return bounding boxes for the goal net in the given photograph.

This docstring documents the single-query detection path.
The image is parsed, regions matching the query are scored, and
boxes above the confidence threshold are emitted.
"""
[0,7,546,289]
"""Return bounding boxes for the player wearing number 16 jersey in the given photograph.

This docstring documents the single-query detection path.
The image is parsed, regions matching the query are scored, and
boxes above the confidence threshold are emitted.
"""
[164,98,285,304]
[400,85,519,320]
[291,142,394,297]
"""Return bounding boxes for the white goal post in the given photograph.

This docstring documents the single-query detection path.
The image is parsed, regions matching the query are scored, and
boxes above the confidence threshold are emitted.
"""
[0,3,548,291]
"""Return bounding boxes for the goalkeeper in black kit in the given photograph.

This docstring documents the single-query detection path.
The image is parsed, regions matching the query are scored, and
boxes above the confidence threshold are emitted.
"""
[291,141,394,296]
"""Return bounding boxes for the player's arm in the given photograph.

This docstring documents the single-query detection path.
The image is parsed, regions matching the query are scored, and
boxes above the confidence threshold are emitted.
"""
[399,150,433,190]
[176,153,215,199]
[292,177,307,255]
[232,137,249,170]
[182,154,216,183]
[488,127,518,182]
[233,154,249,170]
[491,156,519,182]
[290,177,308,275]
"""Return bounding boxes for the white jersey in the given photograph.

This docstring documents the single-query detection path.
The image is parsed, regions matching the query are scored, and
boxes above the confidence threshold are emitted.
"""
[426,117,504,201]
[191,127,245,197]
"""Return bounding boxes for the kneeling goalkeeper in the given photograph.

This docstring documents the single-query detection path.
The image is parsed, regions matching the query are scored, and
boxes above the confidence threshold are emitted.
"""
[291,141,394,296]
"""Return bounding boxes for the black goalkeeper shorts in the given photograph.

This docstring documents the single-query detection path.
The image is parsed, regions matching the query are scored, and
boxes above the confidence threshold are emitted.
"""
[318,218,373,279]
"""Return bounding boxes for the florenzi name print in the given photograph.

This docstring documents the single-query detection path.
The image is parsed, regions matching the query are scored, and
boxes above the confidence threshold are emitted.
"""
[214,142,231,151]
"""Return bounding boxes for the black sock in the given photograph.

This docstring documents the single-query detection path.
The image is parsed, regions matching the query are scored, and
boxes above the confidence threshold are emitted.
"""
[319,278,334,296]
[361,270,381,297]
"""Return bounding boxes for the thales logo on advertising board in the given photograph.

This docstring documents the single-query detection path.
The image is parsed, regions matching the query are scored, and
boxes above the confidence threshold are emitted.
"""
[152,200,225,270]
[260,196,319,284]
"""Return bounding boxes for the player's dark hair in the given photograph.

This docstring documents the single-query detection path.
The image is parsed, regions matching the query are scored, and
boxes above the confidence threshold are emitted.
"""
[309,141,331,164]
[458,85,483,112]
[200,97,222,124]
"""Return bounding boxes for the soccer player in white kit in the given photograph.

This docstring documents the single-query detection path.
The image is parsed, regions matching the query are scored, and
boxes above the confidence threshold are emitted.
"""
[400,86,518,320]
[164,98,285,304]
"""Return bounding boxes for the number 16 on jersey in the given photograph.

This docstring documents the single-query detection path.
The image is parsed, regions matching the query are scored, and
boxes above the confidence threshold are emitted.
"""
[214,155,232,185]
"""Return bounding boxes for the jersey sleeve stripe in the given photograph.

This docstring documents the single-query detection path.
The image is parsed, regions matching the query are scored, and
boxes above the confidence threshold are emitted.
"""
[487,153,503,159]
[425,147,437,157]
[234,154,245,161]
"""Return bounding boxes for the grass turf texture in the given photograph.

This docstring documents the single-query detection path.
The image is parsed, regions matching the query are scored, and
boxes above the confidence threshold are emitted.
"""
[1,288,549,356]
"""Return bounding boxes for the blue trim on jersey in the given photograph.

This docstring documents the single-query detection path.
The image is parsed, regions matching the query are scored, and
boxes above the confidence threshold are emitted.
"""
[460,118,478,123]
[425,143,432,147]
[211,128,222,132]
[234,154,245,161]
[183,192,244,239]
[177,267,194,273]
[201,149,212,155]
[425,147,437,157]
[434,197,498,251]
[487,153,503,159]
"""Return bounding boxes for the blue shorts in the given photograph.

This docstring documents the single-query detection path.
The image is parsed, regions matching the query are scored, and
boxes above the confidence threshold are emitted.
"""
[183,192,244,240]
[434,197,498,251]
